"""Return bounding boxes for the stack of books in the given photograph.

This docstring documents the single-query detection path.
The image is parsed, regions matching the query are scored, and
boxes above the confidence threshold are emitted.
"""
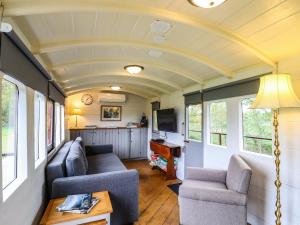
[56,193,99,214]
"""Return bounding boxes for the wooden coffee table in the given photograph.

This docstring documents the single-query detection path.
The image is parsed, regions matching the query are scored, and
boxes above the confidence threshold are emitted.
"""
[40,191,113,225]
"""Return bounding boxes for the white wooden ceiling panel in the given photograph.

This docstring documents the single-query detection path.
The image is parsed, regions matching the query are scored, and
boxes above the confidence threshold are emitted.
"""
[6,0,300,96]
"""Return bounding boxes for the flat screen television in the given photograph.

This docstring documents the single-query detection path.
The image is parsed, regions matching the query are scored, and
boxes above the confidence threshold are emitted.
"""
[157,108,177,132]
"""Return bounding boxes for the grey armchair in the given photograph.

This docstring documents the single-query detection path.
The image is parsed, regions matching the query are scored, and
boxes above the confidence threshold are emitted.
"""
[179,154,252,225]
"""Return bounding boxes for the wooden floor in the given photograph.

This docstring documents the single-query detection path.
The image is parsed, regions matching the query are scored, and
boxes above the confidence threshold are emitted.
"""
[124,160,180,225]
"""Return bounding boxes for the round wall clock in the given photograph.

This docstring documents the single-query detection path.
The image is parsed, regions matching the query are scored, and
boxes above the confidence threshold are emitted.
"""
[81,94,94,105]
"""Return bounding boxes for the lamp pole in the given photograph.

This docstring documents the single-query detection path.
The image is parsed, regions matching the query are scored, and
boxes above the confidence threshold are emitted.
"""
[273,109,281,225]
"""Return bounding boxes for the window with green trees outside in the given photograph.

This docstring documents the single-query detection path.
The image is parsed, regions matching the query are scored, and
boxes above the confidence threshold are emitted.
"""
[209,101,227,146]
[241,98,272,155]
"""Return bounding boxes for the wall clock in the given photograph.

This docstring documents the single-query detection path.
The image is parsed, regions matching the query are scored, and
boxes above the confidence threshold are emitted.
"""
[81,94,94,105]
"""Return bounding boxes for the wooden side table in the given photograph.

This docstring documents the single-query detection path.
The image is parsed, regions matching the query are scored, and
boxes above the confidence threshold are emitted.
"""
[40,192,113,225]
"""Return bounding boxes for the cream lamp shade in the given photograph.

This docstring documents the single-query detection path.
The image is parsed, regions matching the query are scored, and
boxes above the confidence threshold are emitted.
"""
[251,74,300,109]
[72,108,82,115]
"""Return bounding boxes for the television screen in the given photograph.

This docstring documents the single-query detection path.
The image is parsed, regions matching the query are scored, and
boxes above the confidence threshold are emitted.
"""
[157,108,177,132]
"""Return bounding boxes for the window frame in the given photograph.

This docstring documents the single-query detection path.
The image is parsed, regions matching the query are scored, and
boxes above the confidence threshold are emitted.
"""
[34,91,46,168]
[60,105,65,142]
[185,103,203,143]
[207,100,228,148]
[47,99,55,152]
[54,102,61,147]
[1,74,28,200]
[239,95,273,157]
[1,77,19,190]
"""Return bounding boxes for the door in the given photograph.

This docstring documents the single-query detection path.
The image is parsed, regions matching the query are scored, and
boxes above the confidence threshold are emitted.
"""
[130,128,141,158]
[184,103,204,168]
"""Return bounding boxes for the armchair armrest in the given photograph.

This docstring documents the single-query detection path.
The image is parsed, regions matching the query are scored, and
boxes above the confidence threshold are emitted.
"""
[179,185,247,206]
[186,167,227,183]
[85,145,113,156]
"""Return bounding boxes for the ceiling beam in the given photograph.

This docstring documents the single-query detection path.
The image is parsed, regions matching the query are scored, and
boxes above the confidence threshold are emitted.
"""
[64,79,171,94]
[59,72,182,90]
[4,0,276,66]
[50,58,203,84]
[67,87,153,99]
[34,39,234,78]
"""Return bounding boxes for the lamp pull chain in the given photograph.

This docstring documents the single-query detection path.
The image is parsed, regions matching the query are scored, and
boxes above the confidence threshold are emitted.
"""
[273,108,282,225]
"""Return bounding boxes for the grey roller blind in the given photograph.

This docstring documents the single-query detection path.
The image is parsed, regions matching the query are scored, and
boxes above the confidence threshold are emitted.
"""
[151,101,160,111]
[203,78,261,102]
[49,82,65,105]
[0,32,50,95]
[184,91,202,105]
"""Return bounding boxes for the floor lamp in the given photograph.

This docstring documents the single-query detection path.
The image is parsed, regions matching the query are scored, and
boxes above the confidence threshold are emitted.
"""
[72,108,82,128]
[251,73,300,225]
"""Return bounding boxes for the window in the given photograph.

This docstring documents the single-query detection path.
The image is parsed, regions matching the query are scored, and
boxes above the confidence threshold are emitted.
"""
[1,79,18,189]
[60,105,65,141]
[54,102,61,147]
[186,104,202,141]
[47,100,54,151]
[209,101,227,146]
[34,92,46,164]
[153,110,158,132]
[241,98,272,155]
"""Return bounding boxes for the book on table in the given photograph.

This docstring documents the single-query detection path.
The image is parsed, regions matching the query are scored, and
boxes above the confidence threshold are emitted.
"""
[56,193,100,214]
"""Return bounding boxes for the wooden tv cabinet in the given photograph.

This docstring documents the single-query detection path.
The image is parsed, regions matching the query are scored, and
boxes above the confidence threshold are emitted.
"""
[150,140,181,180]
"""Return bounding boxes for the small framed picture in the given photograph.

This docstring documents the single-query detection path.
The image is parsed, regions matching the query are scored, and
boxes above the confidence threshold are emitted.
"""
[101,105,122,121]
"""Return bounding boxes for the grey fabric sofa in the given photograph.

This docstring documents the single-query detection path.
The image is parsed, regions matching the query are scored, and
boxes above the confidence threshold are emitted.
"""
[46,138,139,225]
[178,154,252,225]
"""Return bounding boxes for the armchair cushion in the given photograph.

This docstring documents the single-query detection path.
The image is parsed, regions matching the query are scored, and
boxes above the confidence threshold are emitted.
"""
[186,167,227,183]
[226,155,252,194]
[179,179,247,206]
[66,142,87,176]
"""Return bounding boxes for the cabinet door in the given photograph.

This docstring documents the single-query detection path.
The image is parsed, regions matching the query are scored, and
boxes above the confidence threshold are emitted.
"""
[140,128,148,158]
[130,128,141,158]
[118,129,130,159]
[70,130,80,140]
[104,129,119,156]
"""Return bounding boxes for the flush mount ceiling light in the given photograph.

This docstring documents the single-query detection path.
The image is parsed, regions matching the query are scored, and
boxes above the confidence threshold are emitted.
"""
[153,35,166,44]
[124,65,144,74]
[187,0,227,8]
[110,86,121,91]
[151,20,172,34]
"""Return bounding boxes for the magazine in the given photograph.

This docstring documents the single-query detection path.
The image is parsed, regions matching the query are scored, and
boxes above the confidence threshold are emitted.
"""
[56,193,100,214]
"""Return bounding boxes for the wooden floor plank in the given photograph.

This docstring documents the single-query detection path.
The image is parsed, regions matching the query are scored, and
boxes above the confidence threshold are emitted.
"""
[124,160,180,225]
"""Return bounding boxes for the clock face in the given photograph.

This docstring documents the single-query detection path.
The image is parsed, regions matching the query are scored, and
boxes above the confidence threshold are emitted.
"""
[81,94,93,105]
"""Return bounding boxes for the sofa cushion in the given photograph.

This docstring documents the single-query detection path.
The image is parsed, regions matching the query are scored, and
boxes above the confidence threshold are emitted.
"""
[87,153,127,174]
[226,155,252,194]
[74,139,88,169]
[46,141,73,195]
[66,142,88,176]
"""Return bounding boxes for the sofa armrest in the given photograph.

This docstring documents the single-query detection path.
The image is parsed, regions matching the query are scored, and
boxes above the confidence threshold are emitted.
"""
[52,170,139,224]
[179,185,247,206]
[85,145,113,156]
[186,167,227,183]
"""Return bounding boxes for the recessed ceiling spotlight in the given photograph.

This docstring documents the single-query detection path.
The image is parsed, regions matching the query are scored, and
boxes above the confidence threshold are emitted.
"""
[148,49,163,58]
[187,0,227,8]
[151,19,172,34]
[153,35,166,44]
[124,65,144,74]
[110,86,121,91]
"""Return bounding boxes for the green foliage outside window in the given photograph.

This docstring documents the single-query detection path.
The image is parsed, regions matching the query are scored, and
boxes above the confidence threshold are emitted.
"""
[210,102,227,146]
[242,98,272,155]
[187,104,202,141]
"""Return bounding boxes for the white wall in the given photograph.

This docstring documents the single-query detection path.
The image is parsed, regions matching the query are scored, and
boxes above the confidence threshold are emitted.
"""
[0,87,47,225]
[147,91,186,180]
[66,91,148,128]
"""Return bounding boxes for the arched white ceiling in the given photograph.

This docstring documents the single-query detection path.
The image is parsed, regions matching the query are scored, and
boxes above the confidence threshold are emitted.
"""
[5,0,300,96]
[50,59,204,84]
[60,72,182,90]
